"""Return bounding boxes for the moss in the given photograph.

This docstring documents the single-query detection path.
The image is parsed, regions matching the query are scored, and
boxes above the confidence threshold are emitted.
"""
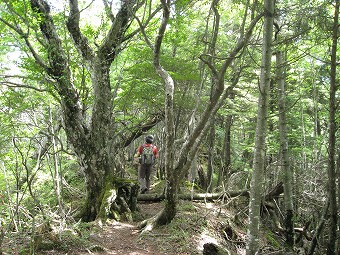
[96,176,139,221]
[179,200,197,212]
[97,176,118,221]
[265,231,281,248]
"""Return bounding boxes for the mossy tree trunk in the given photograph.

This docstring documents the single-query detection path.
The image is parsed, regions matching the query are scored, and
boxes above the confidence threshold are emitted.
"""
[26,0,142,221]
[96,175,139,222]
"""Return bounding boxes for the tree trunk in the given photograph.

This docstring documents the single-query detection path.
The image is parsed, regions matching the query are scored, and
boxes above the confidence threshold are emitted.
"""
[217,95,234,187]
[137,189,249,202]
[153,0,177,226]
[138,0,263,231]
[336,150,340,254]
[308,200,330,255]
[246,0,274,254]
[276,51,294,249]
[224,118,233,174]
[28,0,140,221]
[207,119,215,193]
[326,1,339,254]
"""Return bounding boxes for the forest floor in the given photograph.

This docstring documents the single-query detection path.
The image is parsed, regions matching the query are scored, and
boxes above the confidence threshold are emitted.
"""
[2,198,254,255]
[3,173,288,255]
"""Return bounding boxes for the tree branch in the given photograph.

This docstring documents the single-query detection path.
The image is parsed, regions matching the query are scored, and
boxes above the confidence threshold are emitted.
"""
[0,80,49,93]
[118,111,165,147]
[0,17,48,71]
[177,12,264,172]
[98,0,138,63]
[67,0,95,64]
[126,4,162,44]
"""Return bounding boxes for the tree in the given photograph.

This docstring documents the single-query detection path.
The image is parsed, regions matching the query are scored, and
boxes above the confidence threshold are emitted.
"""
[138,0,264,230]
[0,0,161,222]
[276,50,294,249]
[326,1,339,254]
[246,0,274,254]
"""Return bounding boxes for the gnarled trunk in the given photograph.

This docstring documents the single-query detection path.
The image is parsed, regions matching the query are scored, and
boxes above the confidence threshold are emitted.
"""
[28,0,141,222]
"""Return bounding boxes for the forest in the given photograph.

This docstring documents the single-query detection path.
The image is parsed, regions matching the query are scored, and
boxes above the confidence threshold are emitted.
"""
[0,0,339,254]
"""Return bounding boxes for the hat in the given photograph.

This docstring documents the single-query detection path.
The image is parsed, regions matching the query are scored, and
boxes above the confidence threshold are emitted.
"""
[145,135,154,143]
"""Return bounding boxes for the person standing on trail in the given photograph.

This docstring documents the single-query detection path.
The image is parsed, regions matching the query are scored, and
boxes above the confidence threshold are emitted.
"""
[134,135,159,194]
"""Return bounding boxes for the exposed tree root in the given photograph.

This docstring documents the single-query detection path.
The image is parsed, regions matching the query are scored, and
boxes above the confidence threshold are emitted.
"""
[138,201,177,234]
[138,210,162,234]
[97,178,139,222]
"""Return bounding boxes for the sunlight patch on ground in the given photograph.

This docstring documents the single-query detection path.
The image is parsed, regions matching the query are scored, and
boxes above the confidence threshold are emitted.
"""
[111,221,135,230]
[205,202,215,209]
[198,202,232,217]
[196,230,219,251]
[237,246,246,255]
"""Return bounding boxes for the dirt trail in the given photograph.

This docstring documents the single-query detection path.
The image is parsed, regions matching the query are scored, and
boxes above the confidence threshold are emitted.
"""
[86,220,169,255]
[72,203,171,255]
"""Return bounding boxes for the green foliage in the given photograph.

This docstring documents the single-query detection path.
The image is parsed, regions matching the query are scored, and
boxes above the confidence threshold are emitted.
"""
[0,0,338,252]
[265,230,282,248]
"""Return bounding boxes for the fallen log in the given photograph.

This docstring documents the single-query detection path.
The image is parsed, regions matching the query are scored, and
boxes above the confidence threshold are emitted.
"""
[264,181,284,201]
[137,189,249,202]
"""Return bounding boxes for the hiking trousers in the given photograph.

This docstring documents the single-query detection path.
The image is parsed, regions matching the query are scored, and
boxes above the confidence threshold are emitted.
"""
[139,164,152,192]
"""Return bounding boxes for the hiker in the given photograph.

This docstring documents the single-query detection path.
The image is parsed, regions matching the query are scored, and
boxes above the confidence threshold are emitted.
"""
[134,135,159,194]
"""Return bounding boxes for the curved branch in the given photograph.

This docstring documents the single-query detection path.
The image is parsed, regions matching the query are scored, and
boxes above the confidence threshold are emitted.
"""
[118,111,165,148]
[177,13,264,174]
[0,80,49,93]
[67,0,95,64]
[153,0,170,68]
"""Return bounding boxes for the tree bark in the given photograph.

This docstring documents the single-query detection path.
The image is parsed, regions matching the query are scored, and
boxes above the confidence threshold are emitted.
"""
[326,1,339,254]
[218,107,233,187]
[308,200,330,255]
[276,51,294,249]
[246,0,274,254]
[207,120,215,193]
[152,0,177,226]
[28,0,141,221]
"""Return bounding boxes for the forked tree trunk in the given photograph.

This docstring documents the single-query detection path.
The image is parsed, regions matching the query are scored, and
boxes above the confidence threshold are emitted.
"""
[28,0,140,221]
[246,0,274,254]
